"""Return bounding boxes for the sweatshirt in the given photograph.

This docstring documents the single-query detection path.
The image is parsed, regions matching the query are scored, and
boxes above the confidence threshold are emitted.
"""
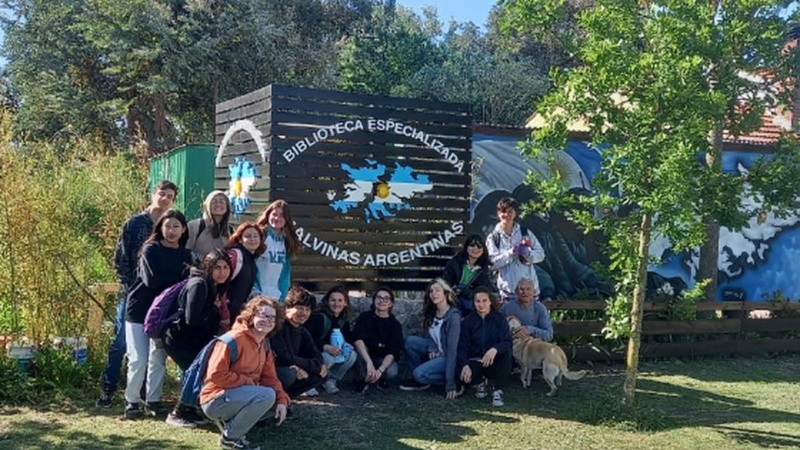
[254,227,291,301]
[113,210,154,292]
[271,322,324,375]
[486,222,545,298]
[125,241,192,324]
[200,320,290,407]
[352,310,404,360]
[458,309,513,369]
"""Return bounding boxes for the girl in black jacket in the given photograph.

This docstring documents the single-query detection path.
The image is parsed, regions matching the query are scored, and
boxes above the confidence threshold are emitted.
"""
[303,286,356,394]
[457,287,512,407]
[163,249,232,427]
[442,234,493,316]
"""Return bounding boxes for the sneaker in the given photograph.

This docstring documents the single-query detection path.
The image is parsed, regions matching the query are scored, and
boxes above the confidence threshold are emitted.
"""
[301,388,319,397]
[492,389,504,407]
[377,378,390,390]
[355,380,369,394]
[123,402,141,420]
[453,385,465,398]
[474,381,487,399]
[323,379,340,394]
[220,435,260,450]
[96,392,113,408]
[144,401,169,418]
[284,408,294,420]
[165,411,197,428]
[399,379,430,391]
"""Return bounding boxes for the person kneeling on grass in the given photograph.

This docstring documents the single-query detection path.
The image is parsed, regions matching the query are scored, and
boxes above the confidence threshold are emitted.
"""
[200,295,289,450]
[457,287,512,407]
[272,286,327,403]
[400,278,462,399]
[351,287,404,393]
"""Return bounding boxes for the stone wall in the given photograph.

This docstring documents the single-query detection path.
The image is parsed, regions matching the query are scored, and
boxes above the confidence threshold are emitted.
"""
[349,296,425,337]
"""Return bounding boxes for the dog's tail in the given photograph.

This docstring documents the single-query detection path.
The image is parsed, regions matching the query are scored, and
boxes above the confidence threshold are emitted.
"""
[563,369,587,381]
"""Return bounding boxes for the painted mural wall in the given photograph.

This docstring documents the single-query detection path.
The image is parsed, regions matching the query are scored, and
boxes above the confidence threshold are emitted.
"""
[471,135,800,302]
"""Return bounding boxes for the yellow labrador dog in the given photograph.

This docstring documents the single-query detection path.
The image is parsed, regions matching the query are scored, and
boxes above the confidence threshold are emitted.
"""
[507,316,586,396]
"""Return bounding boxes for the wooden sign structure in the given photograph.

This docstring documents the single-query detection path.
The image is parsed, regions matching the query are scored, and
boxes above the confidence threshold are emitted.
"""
[215,85,472,292]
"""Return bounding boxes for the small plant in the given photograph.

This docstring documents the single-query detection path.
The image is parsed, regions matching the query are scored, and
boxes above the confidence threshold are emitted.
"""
[666,280,709,321]
[764,290,800,319]
[578,387,678,432]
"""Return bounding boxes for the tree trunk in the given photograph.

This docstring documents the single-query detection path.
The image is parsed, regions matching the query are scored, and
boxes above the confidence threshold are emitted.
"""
[623,212,652,409]
[697,122,723,301]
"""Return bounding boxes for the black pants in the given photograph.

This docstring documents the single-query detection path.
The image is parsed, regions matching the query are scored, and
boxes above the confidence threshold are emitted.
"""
[276,366,325,399]
[466,351,512,391]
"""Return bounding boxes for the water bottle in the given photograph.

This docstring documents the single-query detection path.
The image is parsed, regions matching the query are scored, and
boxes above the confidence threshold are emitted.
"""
[330,328,346,364]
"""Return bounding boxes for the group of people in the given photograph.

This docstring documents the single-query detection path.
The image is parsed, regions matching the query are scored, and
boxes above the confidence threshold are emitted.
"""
[96,182,554,450]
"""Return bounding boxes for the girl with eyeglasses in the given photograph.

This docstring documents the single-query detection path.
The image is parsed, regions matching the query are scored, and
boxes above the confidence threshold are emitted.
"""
[351,287,404,393]
[442,234,494,316]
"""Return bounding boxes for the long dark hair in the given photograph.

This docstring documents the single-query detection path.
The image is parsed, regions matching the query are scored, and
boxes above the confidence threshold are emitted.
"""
[225,221,266,256]
[142,209,189,252]
[255,199,299,258]
[422,278,457,330]
[203,249,232,299]
[454,233,490,267]
[318,285,353,321]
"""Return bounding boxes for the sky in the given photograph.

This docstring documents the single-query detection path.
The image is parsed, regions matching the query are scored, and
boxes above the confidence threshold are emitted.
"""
[397,0,495,28]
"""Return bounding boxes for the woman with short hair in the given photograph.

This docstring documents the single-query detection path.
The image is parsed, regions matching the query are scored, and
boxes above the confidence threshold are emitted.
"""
[351,287,404,393]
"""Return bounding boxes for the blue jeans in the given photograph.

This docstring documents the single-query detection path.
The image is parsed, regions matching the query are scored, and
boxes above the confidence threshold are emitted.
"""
[100,296,126,395]
[202,385,276,440]
[404,335,446,386]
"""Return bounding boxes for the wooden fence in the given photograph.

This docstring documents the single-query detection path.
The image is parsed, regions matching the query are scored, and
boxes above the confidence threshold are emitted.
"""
[547,300,800,361]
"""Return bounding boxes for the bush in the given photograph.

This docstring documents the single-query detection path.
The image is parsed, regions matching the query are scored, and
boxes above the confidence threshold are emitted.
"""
[0,112,148,347]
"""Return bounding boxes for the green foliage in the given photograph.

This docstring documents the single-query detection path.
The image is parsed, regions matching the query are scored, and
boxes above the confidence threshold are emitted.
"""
[666,279,708,321]
[1,0,375,152]
[504,0,800,405]
[0,115,147,343]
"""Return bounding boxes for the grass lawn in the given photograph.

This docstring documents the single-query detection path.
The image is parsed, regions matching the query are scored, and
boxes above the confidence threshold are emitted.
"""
[1,355,799,450]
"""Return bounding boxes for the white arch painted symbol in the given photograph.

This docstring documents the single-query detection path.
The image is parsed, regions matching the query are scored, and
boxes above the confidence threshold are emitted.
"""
[216,119,268,167]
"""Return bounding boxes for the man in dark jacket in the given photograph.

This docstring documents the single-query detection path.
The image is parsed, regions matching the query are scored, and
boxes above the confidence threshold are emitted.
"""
[272,287,327,400]
[96,180,178,407]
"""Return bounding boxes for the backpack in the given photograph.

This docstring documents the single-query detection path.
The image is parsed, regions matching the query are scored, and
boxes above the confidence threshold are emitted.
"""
[143,279,189,339]
[180,333,238,408]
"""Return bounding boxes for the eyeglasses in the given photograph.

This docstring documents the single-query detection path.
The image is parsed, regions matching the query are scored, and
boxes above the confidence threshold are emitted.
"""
[468,241,483,248]
[375,295,392,302]
[257,314,277,322]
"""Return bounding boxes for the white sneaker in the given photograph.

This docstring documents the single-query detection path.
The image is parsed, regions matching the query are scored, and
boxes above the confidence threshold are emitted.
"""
[323,379,339,394]
[302,388,319,397]
[492,389,504,407]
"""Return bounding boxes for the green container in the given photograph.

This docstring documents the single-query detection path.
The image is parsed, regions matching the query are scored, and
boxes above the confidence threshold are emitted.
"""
[149,144,217,220]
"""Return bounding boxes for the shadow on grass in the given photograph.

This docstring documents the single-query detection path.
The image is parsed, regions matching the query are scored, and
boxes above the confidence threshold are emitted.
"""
[246,385,521,449]
[0,419,197,450]
[516,364,800,439]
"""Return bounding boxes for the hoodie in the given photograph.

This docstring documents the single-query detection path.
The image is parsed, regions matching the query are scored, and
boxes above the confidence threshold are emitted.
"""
[186,190,232,259]
[486,222,545,298]
[200,319,290,407]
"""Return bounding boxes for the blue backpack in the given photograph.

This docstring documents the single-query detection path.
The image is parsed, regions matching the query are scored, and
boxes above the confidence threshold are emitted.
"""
[144,279,189,339]
[180,333,239,408]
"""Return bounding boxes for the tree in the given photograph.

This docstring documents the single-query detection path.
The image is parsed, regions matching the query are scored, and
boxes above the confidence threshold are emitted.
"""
[502,0,800,408]
[1,0,376,153]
